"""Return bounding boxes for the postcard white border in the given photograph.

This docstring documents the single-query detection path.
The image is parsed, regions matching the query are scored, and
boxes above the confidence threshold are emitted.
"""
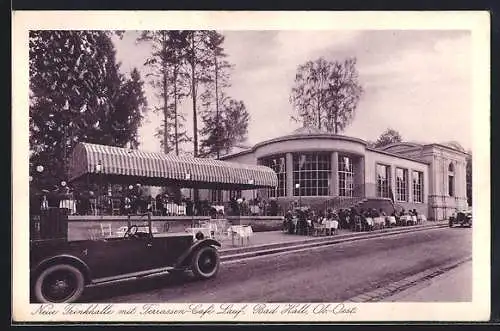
[12,10,491,322]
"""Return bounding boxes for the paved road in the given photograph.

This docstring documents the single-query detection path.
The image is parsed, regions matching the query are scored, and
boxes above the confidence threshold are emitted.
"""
[82,226,471,303]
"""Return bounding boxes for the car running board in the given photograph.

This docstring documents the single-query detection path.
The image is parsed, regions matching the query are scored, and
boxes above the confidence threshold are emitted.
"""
[89,267,177,286]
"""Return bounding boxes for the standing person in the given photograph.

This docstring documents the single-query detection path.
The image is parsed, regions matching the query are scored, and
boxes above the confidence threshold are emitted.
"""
[241,197,249,216]
[258,198,264,216]
[155,193,163,215]
[185,196,194,216]
[331,209,339,235]
[236,197,243,216]
[47,185,60,208]
[123,195,132,215]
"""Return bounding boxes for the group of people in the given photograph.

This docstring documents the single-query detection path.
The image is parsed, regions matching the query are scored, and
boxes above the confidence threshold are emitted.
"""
[283,205,423,235]
[228,195,279,217]
[283,208,340,235]
[29,184,200,217]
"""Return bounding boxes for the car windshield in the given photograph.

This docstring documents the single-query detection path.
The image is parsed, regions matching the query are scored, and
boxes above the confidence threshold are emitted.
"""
[69,221,168,241]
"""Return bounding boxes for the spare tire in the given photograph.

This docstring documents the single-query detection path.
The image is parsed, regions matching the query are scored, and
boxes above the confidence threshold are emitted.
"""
[191,246,220,279]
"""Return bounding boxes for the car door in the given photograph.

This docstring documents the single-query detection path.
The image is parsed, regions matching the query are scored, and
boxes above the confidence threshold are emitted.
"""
[147,233,194,268]
[84,235,158,279]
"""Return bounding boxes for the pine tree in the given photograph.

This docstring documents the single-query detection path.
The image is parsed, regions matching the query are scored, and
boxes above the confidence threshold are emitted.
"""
[138,31,191,155]
[199,31,233,159]
[200,95,250,158]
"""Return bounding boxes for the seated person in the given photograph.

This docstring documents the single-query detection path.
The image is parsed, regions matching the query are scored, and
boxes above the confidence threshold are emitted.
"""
[330,210,339,234]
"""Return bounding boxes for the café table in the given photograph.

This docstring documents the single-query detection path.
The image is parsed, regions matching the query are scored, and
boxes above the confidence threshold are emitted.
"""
[227,225,253,246]
[323,220,339,234]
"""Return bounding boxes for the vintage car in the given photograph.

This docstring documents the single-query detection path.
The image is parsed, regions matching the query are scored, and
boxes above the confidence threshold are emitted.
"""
[449,209,472,228]
[30,212,221,303]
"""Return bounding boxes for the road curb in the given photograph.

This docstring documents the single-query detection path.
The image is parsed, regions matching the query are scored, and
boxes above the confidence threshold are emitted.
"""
[345,256,472,302]
[220,223,448,263]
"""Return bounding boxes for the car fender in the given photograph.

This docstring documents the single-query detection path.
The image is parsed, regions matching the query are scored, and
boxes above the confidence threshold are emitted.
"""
[32,254,92,284]
[175,239,221,268]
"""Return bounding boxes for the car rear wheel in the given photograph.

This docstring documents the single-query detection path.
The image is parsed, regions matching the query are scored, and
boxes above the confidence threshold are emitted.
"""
[34,264,85,303]
[191,246,220,279]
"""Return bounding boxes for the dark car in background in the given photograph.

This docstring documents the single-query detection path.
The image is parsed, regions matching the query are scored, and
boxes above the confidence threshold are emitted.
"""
[30,211,221,303]
[449,209,472,228]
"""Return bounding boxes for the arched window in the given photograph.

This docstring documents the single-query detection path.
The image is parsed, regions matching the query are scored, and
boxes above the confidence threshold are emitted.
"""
[448,162,455,197]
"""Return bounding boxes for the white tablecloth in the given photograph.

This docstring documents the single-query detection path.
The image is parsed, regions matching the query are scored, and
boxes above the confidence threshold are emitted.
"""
[323,220,339,230]
[400,215,416,224]
[388,216,397,225]
[212,205,225,213]
[365,217,374,226]
[228,225,253,238]
[166,204,187,215]
[59,199,76,215]
[373,217,385,226]
[417,214,427,222]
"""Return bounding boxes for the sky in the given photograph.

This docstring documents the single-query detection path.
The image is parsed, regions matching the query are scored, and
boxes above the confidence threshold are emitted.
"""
[112,30,472,153]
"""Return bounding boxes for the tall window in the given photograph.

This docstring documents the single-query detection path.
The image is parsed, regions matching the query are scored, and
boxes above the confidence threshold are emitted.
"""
[395,167,408,202]
[211,189,223,203]
[412,171,424,203]
[293,153,331,196]
[338,155,354,197]
[261,155,287,197]
[376,164,391,198]
[228,189,241,199]
[448,163,455,197]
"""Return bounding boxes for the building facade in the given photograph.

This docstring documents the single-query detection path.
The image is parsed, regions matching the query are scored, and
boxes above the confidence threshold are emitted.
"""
[213,127,469,221]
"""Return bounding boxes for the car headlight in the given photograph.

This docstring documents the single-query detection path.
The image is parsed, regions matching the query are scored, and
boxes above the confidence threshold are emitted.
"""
[195,232,204,240]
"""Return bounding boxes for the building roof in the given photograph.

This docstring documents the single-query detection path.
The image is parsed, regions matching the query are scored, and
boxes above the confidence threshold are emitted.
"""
[379,141,470,156]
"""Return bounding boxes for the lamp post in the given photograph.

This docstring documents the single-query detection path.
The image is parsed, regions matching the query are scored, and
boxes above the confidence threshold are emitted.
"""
[34,165,44,198]
[295,183,301,207]
[248,178,255,200]
[95,162,102,215]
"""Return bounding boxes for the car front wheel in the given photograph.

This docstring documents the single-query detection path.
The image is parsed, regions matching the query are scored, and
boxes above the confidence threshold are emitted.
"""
[191,246,220,279]
[34,264,85,303]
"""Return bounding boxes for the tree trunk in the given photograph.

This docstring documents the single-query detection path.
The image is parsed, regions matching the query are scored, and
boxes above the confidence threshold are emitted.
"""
[215,54,220,159]
[174,66,179,156]
[334,112,338,134]
[190,32,199,204]
[162,32,169,154]
[191,33,198,158]
[317,95,321,130]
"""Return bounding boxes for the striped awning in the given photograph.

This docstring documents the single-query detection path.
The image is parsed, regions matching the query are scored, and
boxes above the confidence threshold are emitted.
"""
[68,143,277,189]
